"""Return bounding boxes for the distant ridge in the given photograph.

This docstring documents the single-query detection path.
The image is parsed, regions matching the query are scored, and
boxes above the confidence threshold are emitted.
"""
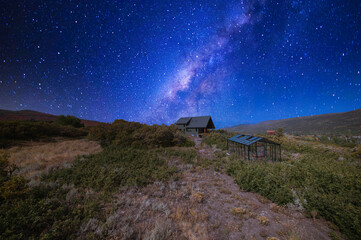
[0,109,101,127]
[224,108,361,135]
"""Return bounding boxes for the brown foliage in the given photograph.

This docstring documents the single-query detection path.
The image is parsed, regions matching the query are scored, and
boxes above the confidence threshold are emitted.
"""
[88,119,194,148]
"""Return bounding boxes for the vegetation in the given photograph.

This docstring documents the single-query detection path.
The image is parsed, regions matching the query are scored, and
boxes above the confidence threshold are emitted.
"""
[0,120,87,147]
[156,148,197,164]
[88,119,194,148]
[275,127,284,141]
[226,137,361,239]
[6,139,102,180]
[55,115,84,128]
[1,116,359,239]
[44,147,177,192]
[1,181,104,239]
[202,130,234,150]
[202,130,360,238]
[351,147,361,160]
[0,119,194,239]
[0,146,177,239]
[318,135,357,148]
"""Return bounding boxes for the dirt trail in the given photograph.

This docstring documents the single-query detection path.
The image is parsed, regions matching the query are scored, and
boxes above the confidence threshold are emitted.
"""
[107,138,339,239]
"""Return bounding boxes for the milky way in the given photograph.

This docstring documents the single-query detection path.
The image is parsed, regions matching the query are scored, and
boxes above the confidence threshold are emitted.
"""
[143,0,265,123]
[0,0,360,128]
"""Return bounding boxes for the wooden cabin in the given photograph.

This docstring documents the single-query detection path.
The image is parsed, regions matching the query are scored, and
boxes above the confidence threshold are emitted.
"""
[175,116,215,137]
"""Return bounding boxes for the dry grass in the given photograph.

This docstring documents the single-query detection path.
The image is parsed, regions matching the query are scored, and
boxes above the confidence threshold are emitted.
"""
[257,215,270,225]
[230,207,247,219]
[218,187,232,195]
[5,139,102,180]
[190,192,205,203]
[277,220,303,240]
[257,195,271,204]
[170,204,209,239]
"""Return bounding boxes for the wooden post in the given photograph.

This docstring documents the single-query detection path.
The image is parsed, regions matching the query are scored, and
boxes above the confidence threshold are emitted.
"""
[248,146,250,160]
[263,143,267,159]
[255,143,258,159]
[274,145,276,161]
[244,144,246,158]
[273,145,275,161]
[279,145,281,161]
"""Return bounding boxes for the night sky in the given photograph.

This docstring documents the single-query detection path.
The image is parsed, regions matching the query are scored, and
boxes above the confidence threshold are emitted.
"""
[1,0,360,128]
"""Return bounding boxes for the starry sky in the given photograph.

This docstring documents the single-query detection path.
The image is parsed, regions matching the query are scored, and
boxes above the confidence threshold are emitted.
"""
[1,0,360,128]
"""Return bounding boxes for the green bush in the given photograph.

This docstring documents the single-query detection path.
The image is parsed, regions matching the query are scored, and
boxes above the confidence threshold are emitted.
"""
[226,153,361,239]
[1,144,178,239]
[351,148,361,160]
[0,121,87,147]
[55,115,84,128]
[202,130,235,150]
[319,135,357,148]
[0,183,104,240]
[44,147,177,192]
[88,119,194,148]
[0,155,28,203]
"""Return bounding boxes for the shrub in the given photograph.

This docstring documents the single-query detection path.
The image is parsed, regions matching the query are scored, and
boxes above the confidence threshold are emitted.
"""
[0,183,104,240]
[351,147,361,160]
[319,135,357,148]
[226,152,361,239]
[56,115,84,128]
[44,147,177,191]
[202,130,235,150]
[0,154,28,202]
[0,121,87,147]
[88,119,194,148]
[1,144,178,239]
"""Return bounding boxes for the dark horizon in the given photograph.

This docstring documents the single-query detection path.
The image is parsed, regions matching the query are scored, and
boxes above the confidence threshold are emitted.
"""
[1,106,360,129]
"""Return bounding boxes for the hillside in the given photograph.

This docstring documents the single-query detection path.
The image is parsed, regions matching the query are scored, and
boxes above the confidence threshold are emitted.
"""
[2,125,349,239]
[0,109,101,127]
[225,108,361,135]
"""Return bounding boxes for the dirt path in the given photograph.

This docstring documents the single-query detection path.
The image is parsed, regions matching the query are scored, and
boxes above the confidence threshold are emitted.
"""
[105,138,340,239]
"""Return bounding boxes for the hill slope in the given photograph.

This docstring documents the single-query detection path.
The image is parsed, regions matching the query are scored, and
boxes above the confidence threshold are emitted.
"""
[0,109,101,126]
[225,108,361,135]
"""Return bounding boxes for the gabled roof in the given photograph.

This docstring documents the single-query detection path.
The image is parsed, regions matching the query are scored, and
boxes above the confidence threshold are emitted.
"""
[175,117,192,125]
[175,116,215,129]
[228,134,280,146]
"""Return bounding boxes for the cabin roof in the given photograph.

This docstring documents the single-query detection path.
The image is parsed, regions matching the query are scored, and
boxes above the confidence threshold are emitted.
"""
[175,116,215,129]
[175,117,192,125]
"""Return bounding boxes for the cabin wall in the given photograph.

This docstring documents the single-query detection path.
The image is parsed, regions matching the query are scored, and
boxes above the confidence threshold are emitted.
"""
[176,124,186,132]
[184,128,198,135]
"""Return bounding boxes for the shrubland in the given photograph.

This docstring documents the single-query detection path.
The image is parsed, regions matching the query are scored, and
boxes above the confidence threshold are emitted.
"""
[2,118,360,239]
[204,130,361,239]
[88,119,194,148]
[55,115,84,128]
[0,120,87,147]
[0,151,106,239]
[0,145,177,239]
[318,135,357,148]
[202,130,234,150]
[0,119,193,239]
[44,147,177,192]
